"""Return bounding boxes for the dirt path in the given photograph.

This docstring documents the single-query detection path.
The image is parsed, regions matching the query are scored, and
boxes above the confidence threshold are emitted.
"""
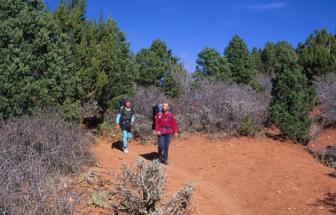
[79,133,336,215]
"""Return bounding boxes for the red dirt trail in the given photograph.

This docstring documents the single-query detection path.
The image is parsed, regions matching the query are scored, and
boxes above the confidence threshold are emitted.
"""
[79,131,336,215]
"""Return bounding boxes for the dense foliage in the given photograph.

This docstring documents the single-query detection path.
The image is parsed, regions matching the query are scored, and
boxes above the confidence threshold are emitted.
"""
[268,42,315,143]
[0,0,80,119]
[0,0,335,144]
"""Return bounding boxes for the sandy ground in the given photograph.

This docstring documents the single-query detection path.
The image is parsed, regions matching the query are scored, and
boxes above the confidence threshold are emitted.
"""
[77,131,336,215]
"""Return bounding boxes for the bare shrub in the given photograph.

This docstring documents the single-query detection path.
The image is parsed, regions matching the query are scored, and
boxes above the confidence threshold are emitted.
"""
[111,159,194,215]
[132,87,174,141]
[314,73,336,128]
[176,79,271,135]
[313,146,336,168]
[162,184,195,215]
[111,159,166,213]
[131,74,272,140]
[256,72,274,95]
[0,113,95,214]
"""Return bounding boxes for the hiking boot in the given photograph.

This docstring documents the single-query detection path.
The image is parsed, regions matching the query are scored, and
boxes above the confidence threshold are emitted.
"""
[124,148,128,154]
[162,160,169,165]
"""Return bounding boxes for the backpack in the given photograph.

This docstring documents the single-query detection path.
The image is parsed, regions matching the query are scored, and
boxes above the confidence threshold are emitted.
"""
[119,98,134,123]
[119,98,127,108]
[152,104,163,130]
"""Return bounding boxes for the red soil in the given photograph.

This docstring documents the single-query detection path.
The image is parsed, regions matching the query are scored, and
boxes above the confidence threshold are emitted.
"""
[310,127,336,150]
[78,132,336,215]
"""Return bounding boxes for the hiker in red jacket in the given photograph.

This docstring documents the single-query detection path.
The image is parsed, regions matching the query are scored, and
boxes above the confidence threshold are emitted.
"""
[155,102,178,165]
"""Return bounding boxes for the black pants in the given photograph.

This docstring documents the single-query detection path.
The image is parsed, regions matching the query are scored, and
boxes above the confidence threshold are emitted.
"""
[158,134,171,161]
[120,120,132,132]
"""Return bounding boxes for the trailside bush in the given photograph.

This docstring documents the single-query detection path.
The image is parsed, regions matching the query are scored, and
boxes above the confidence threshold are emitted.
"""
[314,72,336,127]
[111,159,195,215]
[0,113,95,214]
[268,41,315,144]
[59,99,82,123]
[269,68,315,144]
[131,74,272,140]
[177,79,271,135]
[132,86,173,140]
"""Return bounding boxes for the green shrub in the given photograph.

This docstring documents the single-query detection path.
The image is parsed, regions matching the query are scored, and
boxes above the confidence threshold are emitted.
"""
[239,114,254,136]
[59,99,82,122]
[269,68,315,144]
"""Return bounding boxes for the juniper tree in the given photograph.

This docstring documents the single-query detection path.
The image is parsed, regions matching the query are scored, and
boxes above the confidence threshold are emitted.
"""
[269,42,315,143]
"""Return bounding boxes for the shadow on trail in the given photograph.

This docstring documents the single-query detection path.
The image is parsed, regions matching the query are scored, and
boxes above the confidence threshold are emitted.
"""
[140,152,160,161]
[313,192,336,213]
[327,172,336,178]
[111,140,123,152]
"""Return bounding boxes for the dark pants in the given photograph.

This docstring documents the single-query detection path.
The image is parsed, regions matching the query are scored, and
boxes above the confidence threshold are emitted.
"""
[158,134,171,161]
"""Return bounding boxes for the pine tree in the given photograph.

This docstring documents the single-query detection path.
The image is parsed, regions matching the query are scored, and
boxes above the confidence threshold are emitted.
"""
[0,0,79,119]
[261,41,299,75]
[297,29,336,79]
[251,47,264,73]
[261,42,276,74]
[135,39,182,97]
[94,17,136,109]
[224,35,256,86]
[195,47,231,81]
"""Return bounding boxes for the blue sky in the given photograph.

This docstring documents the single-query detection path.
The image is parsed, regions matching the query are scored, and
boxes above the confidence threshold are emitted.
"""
[45,0,336,71]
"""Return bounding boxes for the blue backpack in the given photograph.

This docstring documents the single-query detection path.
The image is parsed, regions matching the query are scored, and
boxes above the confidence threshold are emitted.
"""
[119,98,127,108]
[152,104,163,130]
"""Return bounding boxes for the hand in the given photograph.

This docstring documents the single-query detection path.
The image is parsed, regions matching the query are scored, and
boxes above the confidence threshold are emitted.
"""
[156,131,161,136]
[115,124,120,129]
[174,132,178,138]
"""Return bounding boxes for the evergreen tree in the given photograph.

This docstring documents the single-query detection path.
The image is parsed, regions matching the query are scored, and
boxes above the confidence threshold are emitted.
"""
[224,35,256,86]
[297,29,336,79]
[261,42,276,74]
[269,42,315,143]
[54,0,85,44]
[195,47,231,81]
[273,42,299,72]
[135,39,181,97]
[261,41,299,75]
[93,17,136,109]
[251,47,264,73]
[136,48,165,87]
[54,1,136,109]
[0,0,79,119]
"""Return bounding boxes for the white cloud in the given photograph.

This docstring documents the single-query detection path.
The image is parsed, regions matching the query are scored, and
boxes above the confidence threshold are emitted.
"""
[238,2,288,11]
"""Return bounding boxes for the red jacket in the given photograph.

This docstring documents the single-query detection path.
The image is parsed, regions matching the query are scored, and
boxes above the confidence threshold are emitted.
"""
[155,111,178,135]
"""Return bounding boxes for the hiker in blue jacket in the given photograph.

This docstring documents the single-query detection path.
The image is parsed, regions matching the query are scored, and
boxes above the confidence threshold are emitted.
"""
[116,99,135,153]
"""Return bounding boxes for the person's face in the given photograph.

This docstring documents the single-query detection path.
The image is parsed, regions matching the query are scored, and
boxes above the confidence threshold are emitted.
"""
[125,101,131,108]
[163,103,169,112]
